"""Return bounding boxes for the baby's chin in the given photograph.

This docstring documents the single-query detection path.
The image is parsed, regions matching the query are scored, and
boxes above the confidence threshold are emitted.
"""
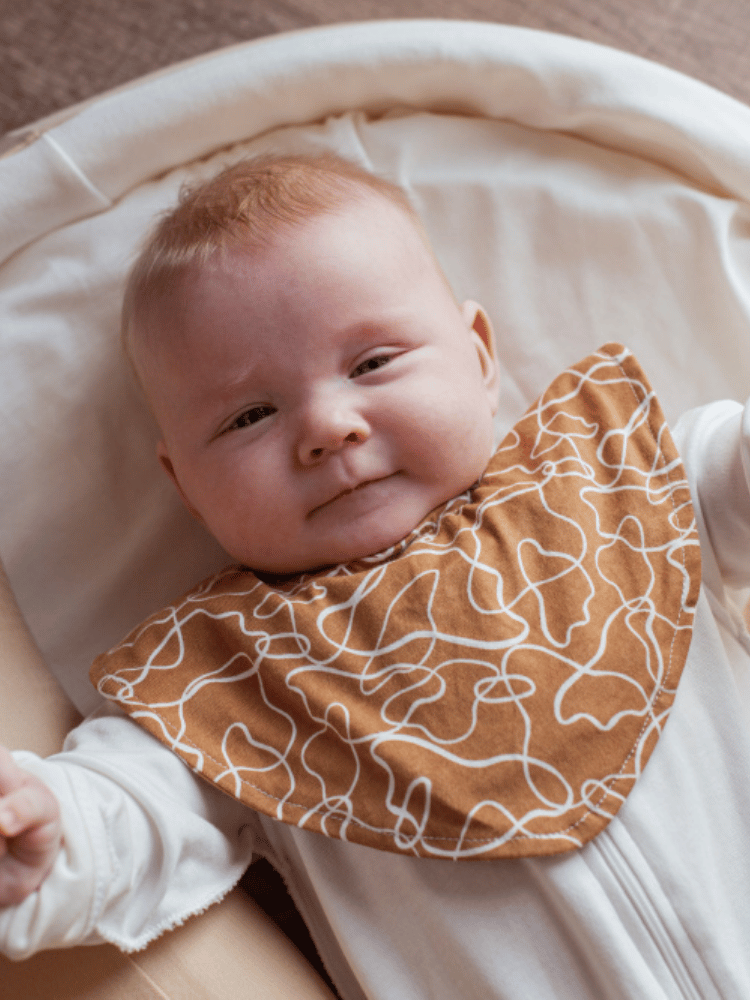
[247,482,481,580]
[249,528,417,582]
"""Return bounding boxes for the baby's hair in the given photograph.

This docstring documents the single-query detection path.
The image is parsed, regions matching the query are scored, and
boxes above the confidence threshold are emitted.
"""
[121,152,433,363]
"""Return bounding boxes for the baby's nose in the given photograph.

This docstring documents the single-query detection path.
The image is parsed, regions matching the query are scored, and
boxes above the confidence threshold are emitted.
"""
[297,397,370,465]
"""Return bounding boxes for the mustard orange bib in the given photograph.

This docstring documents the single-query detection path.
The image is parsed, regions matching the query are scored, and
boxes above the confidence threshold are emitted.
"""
[91,344,701,859]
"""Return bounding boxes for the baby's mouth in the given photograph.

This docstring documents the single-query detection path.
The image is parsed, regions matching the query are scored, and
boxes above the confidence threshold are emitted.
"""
[308,475,392,518]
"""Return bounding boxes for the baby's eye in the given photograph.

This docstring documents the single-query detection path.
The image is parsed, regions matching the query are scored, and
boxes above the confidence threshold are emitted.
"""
[349,354,392,379]
[229,404,276,430]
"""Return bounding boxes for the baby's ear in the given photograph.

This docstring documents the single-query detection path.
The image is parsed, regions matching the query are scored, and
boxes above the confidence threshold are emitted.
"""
[156,441,206,524]
[461,300,500,414]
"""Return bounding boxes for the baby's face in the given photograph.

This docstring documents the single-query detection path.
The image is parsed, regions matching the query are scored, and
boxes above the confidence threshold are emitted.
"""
[139,193,499,574]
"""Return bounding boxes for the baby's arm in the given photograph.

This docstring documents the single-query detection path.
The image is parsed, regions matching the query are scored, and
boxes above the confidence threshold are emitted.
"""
[0,705,258,959]
[0,554,255,959]
[0,748,61,907]
[0,558,336,998]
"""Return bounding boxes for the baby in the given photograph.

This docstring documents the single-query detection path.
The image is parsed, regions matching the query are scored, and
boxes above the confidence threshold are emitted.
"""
[0,151,498,916]
[1,153,750,1000]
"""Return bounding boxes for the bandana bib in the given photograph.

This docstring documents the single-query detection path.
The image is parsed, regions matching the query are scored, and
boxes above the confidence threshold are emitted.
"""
[92,344,700,859]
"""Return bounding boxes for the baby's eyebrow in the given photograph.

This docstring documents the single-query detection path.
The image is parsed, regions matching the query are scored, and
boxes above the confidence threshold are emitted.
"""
[176,367,265,435]
[339,311,413,342]
[340,320,385,339]
[202,362,263,404]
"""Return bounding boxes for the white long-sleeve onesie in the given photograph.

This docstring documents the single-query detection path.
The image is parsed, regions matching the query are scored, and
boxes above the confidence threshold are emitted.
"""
[3,399,750,1000]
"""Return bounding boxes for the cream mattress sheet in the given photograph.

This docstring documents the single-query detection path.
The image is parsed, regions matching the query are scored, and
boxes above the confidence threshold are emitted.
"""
[1,19,750,713]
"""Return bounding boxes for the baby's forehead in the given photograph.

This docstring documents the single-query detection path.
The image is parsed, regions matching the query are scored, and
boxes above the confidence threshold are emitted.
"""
[239,189,429,255]
[186,196,435,293]
[133,191,444,365]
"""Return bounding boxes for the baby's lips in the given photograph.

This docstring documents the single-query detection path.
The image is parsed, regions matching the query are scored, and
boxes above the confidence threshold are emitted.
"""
[310,473,396,517]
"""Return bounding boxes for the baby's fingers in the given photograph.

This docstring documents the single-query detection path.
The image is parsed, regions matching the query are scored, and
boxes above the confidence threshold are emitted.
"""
[0,746,60,845]
[0,783,59,844]
[0,744,36,798]
[0,746,61,905]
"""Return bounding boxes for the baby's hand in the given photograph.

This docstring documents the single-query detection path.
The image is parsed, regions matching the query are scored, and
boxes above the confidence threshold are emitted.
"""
[0,746,61,906]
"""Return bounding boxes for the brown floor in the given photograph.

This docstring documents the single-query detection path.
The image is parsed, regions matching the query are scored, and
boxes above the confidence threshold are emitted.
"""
[2,0,750,137]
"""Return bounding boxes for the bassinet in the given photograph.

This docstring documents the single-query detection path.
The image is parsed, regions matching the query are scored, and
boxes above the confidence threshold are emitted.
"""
[2,18,750,998]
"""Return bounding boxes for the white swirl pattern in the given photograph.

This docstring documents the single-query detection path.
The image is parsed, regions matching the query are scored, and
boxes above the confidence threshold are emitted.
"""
[92,344,701,859]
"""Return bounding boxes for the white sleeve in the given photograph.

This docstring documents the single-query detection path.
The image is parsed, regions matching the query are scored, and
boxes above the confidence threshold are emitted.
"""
[673,399,750,592]
[0,703,258,959]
